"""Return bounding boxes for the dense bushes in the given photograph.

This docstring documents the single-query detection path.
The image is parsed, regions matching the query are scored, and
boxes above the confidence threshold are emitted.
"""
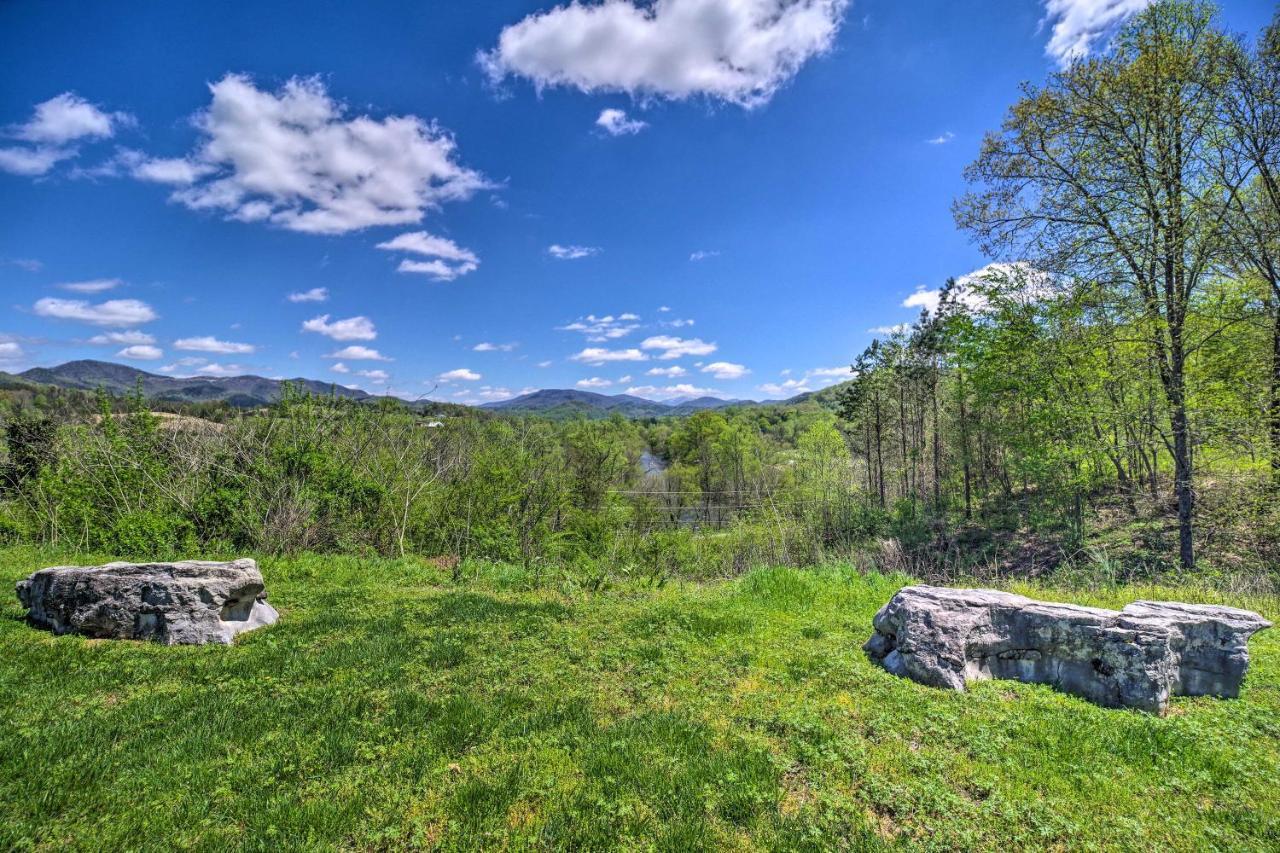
[0,389,860,580]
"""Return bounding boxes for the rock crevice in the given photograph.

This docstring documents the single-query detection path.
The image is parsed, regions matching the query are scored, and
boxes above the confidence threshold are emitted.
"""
[864,585,1271,713]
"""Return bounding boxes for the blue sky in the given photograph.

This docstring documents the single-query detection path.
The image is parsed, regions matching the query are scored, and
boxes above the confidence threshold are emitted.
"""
[2,0,1274,404]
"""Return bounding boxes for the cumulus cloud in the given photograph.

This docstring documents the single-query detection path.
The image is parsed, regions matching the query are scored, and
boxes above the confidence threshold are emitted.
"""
[596,108,647,135]
[576,377,613,389]
[701,361,749,380]
[88,330,155,346]
[117,344,163,360]
[689,250,719,261]
[331,362,351,374]
[357,368,389,384]
[868,323,910,335]
[536,360,553,368]
[570,347,648,365]
[647,365,687,377]
[625,382,719,400]
[0,93,128,176]
[174,335,255,354]
[758,378,810,397]
[438,368,481,381]
[480,0,848,108]
[807,366,851,378]
[926,131,955,145]
[287,287,329,303]
[903,263,1055,318]
[194,363,248,377]
[302,314,376,341]
[548,244,601,260]
[474,341,517,352]
[1041,0,1150,66]
[34,297,157,327]
[136,74,486,235]
[378,230,479,281]
[326,345,389,361]
[0,341,25,360]
[58,278,122,294]
[557,313,640,341]
[640,334,716,359]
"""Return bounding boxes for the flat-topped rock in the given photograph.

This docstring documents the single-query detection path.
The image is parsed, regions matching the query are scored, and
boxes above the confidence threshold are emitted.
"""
[864,585,1271,713]
[16,559,278,645]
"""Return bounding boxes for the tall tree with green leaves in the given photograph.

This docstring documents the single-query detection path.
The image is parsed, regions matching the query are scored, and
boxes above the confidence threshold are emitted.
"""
[955,0,1237,568]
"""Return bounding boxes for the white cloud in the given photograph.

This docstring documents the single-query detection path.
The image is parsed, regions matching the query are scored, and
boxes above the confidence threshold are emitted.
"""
[901,263,1054,320]
[0,146,75,176]
[0,341,25,360]
[702,361,749,380]
[146,74,486,235]
[666,318,694,328]
[302,314,376,341]
[58,278,122,294]
[88,330,155,346]
[8,258,42,272]
[34,297,157,327]
[536,360,553,368]
[647,365,687,377]
[690,250,719,261]
[14,93,124,144]
[926,131,955,145]
[396,258,477,281]
[0,93,127,176]
[557,313,640,341]
[577,377,613,389]
[474,341,517,352]
[902,286,941,314]
[357,368,389,384]
[619,374,632,383]
[640,334,716,359]
[195,363,247,377]
[807,366,851,378]
[331,362,350,374]
[480,0,848,108]
[117,344,163,360]
[119,152,214,185]
[174,335,255,354]
[439,368,482,381]
[548,244,600,260]
[326,345,389,361]
[868,323,910,335]
[657,305,671,312]
[758,378,810,397]
[570,347,648,365]
[1041,0,1150,66]
[596,108,647,135]
[378,231,479,281]
[625,382,719,400]
[287,287,329,303]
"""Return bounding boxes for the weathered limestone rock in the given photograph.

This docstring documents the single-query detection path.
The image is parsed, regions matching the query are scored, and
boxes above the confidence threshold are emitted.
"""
[15,559,278,645]
[864,585,1271,713]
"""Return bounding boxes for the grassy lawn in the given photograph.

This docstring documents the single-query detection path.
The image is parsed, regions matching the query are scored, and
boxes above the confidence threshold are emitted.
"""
[1,546,1278,851]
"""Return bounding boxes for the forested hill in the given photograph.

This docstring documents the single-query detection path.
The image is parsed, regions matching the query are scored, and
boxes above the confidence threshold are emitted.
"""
[482,389,755,418]
[14,360,370,407]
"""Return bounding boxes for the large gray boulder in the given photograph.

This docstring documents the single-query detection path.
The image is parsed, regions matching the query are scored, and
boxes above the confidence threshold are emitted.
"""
[864,586,1271,714]
[16,559,278,645]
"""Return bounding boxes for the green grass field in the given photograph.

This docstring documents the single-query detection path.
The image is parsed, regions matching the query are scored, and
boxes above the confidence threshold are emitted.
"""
[1,547,1277,851]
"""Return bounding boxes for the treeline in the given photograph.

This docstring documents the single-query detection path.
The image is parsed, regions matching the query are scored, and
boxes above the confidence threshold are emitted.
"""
[838,1,1280,572]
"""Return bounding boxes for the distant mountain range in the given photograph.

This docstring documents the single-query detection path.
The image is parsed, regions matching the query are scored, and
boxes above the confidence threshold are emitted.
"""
[2,360,847,416]
[481,388,750,418]
[11,360,370,408]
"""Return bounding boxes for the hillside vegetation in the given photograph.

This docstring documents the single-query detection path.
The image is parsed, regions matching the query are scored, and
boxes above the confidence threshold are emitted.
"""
[2,547,1277,850]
